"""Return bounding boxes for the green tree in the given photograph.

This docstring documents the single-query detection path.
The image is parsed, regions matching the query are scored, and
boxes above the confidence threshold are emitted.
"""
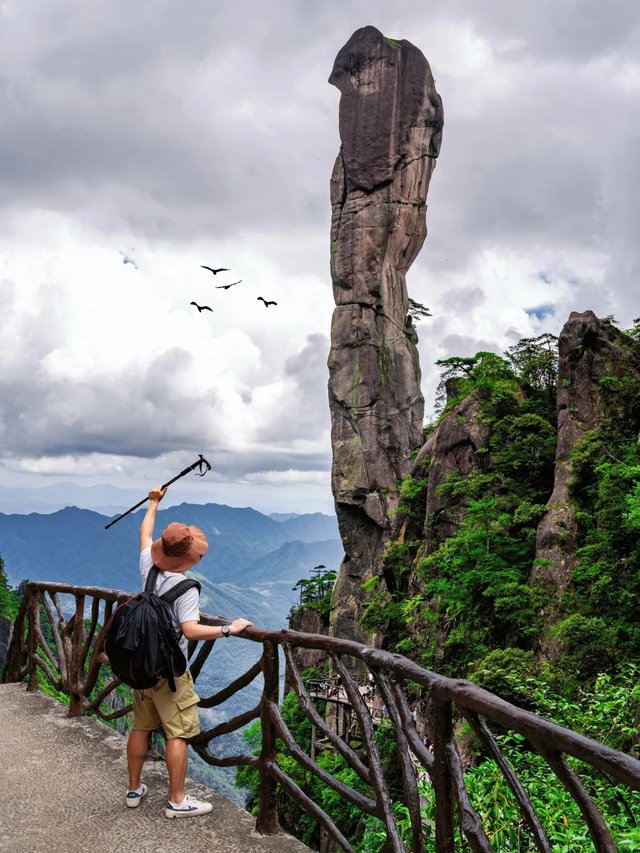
[0,556,19,620]
[505,332,558,408]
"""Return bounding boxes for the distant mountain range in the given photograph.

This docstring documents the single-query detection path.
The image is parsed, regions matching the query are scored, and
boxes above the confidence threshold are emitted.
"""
[0,501,341,621]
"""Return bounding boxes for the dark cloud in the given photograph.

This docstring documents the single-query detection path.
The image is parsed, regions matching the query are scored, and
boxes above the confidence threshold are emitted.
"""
[457,0,640,62]
[255,333,331,444]
[207,446,332,481]
[0,0,340,242]
[0,345,221,459]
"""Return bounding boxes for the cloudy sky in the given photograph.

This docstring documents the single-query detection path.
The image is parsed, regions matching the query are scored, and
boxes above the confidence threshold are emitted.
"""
[1,0,639,515]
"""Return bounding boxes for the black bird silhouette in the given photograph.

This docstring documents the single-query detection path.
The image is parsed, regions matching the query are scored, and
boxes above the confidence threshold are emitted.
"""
[216,280,242,290]
[190,301,213,313]
[257,297,277,307]
[200,265,229,275]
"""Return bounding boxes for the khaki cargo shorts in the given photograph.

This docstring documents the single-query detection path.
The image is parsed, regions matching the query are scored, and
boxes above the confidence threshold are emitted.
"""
[132,670,201,740]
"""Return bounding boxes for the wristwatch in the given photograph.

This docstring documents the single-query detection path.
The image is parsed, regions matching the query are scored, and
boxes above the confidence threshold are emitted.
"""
[221,625,231,638]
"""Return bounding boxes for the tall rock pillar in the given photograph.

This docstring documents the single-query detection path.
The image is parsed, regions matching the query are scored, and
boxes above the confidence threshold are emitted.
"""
[328,26,443,643]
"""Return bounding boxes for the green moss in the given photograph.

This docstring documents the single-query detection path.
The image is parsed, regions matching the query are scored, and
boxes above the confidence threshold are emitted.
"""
[383,36,401,49]
[330,240,337,278]
[350,347,360,421]
[377,342,389,394]
[340,433,362,490]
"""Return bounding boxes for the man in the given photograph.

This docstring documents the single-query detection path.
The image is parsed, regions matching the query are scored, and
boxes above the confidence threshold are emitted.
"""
[126,485,252,818]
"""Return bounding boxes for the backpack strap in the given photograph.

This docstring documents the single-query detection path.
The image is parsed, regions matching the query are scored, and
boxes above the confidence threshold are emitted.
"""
[144,566,200,602]
[161,578,202,669]
[144,565,160,594]
[160,578,202,604]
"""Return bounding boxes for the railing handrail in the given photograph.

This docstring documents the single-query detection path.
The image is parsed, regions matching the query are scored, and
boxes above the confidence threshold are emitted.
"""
[4,579,640,853]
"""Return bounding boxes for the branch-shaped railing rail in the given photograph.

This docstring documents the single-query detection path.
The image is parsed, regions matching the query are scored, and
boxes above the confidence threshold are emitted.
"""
[3,580,640,852]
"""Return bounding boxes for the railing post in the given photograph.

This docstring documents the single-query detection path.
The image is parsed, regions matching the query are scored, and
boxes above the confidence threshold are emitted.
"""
[255,639,280,835]
[26,587,38,692]
[429,695,456,853]
[68,594,85,717]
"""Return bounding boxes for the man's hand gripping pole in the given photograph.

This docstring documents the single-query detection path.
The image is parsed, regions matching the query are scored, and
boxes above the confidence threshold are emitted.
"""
[104,454,212,530]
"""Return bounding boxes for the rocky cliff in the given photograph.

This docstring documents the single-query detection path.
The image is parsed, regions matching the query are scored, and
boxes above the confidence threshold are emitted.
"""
[533,310,640,593]
[327,26,443,644]
[413,391,489,558]
[384,313,640,676]
[0,618,11,667]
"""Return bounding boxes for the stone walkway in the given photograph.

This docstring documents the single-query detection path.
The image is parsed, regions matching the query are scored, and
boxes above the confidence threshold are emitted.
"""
[0,683,310,853]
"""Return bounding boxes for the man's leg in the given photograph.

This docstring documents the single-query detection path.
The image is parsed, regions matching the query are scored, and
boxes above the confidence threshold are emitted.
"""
[165,737,188,804]
[127,730,150,790]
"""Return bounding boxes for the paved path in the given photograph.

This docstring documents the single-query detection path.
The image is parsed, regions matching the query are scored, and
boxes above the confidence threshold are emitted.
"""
[0,683,310,853]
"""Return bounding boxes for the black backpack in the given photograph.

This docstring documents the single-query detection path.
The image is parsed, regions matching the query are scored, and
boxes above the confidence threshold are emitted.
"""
[104,566,201,692]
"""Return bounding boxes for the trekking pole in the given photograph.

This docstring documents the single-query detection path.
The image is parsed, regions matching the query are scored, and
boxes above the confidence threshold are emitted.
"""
[104,454,212,530]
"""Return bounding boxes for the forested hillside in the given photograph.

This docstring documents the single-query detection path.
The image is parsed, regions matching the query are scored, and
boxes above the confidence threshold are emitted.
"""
[362,312,640,715]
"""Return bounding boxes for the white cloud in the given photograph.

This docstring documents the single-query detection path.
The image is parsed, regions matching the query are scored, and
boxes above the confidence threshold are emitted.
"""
[1,0,639,512]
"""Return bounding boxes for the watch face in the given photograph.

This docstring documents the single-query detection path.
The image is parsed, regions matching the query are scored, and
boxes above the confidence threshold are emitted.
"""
[222,625,230,636]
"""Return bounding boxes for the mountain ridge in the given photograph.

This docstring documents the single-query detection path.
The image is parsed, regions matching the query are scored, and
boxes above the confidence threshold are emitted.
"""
[0,502,341,626]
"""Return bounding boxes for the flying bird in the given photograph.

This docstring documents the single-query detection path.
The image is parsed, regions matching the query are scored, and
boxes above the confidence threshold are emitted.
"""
[190,301,213,313]
[200,265,229,275]
[120,252,138,269]
[216,280,242,290]
[257,297,278,308]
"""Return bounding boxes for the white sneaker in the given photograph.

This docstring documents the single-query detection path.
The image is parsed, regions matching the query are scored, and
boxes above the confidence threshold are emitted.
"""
[125,783,148,808]
[164,794,213,818]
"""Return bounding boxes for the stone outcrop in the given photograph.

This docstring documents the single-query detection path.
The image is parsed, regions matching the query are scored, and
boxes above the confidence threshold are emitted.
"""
[0,617,11,666]
[533,310,640,592]
[327,26,443,643]
[413,392,490,558]
[287,607,330,675]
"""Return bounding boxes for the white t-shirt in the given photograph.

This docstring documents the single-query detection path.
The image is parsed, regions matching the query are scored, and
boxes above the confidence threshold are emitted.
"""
[139,547,200,662]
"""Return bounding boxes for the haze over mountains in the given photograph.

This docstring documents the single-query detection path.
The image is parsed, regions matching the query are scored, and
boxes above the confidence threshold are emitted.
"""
[0,481,327,517]
[0,502,341,627]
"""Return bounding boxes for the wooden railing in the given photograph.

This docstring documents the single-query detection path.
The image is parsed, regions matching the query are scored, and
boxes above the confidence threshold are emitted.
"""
[3,580,640,852]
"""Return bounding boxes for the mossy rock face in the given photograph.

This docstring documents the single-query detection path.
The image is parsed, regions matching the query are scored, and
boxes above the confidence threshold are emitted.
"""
[330,240,337,277]
[535,310,640,594]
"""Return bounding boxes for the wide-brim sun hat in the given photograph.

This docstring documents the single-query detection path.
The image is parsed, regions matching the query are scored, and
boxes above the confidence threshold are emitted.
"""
[151,522,208,572]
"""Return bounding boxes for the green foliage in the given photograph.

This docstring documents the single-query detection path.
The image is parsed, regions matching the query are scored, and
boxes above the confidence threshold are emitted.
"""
[380,323,640,695]
[0,556,20,620]
[489,413,556,489]
[624,316,640,341]
[412,493,545,671]
[626,479,640,527]
[357,668,640,852]
[550,614,616,686]
[567,429,640,670]
[291,566,337,619]
[470,648,537,708]
[370,342,561,674]
[407,298,431,322]
[433,732,640,852]
[433,351,515,416]
[505,332,558,409]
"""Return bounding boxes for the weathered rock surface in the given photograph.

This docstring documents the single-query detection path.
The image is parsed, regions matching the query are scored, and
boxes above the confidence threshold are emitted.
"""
[413,392,490,558]
[287,606,330,676]
[327,26,443,643]
[533,310,640,592]
[0,617,11,665]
